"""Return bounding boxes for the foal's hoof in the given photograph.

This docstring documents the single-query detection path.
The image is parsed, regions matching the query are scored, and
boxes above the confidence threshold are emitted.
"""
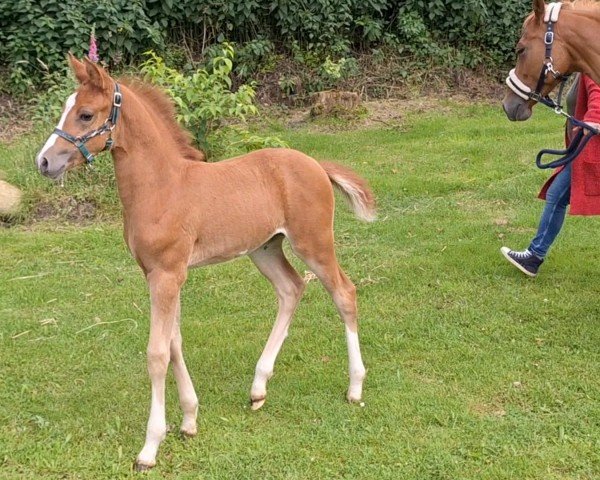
[250,396,266,411]
[133,460,155,472]
[346,391,363,404]
[180,426,197,438]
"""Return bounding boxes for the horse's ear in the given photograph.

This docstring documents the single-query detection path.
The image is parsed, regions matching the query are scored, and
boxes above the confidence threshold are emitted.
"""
[83,56,109,90]
[533,0,546,23]
[68,53,88,84]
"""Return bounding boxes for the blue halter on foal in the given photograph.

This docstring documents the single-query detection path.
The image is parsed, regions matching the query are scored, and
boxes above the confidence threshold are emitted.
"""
[53,83,122,164]
[505,2,599,169]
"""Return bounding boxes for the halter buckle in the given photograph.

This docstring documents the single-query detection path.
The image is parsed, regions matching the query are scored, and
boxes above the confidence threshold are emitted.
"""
[529,91,542,103]
[113,91,122,107]
[544,31,554,45]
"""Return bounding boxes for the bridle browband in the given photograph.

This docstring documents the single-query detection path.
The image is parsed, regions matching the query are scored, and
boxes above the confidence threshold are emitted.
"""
[53,82,122,164]
[506,2,599,169]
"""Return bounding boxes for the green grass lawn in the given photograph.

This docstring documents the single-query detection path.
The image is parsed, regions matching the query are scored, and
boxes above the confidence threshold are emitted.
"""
[1,101,599,479]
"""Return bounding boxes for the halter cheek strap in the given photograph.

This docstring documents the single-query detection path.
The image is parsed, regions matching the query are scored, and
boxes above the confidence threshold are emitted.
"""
[53,83,122,164]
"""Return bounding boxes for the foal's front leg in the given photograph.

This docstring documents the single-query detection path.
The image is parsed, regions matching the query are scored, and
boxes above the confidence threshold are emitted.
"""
[135,268,186,471]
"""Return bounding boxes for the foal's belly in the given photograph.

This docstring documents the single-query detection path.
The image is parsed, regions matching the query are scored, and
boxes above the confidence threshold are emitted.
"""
[187,226,285,268]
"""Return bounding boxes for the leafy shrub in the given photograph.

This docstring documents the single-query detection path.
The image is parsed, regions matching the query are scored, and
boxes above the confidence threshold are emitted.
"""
[234,38,277,79]
[30,64,77,124]
[140,45,286,158]
[0,0,163,90]
[0,0,533,97]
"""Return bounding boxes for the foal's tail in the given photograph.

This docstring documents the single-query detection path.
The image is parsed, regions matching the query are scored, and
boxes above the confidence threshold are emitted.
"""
[320,161,376,222]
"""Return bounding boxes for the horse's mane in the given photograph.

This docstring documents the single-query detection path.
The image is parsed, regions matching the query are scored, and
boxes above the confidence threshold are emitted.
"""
[120,78,206,162]
[563,0,600,12]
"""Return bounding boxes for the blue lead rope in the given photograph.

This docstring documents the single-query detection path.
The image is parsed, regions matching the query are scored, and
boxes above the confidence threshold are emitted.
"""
[535,115,600,170]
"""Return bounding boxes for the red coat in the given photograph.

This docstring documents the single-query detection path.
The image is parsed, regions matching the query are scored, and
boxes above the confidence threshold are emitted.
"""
[539,74,600,215]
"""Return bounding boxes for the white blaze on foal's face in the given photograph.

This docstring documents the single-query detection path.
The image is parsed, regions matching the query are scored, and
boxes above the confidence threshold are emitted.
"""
[36,93,78,178]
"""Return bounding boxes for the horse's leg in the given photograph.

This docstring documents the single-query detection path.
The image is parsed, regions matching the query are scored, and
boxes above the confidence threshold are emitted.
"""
[170,297,198,437]
[248,235,305,410]
[291,232,366,403]
[135,267,186,471]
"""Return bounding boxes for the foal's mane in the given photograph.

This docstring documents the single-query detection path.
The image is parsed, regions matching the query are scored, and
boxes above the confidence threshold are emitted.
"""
[120,78,206,162]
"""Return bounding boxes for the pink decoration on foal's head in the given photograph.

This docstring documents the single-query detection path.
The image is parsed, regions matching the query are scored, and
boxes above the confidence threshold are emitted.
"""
[89,27,99,63]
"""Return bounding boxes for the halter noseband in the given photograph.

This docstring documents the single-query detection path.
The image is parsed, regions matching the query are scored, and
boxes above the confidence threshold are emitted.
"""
[506,2,569,109]
[53,83,122,164]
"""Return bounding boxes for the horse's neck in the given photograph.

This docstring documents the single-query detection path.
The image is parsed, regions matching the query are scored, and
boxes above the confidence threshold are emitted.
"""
[110,86,188,214]
[565,11,600,84]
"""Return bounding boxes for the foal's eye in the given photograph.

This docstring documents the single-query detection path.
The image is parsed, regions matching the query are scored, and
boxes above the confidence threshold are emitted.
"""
[516,47,525,57]
[79,112,93,122]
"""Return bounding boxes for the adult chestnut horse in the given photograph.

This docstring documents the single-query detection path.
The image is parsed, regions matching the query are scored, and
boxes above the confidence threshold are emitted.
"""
[36,55,375,470]
[503,0,600,122]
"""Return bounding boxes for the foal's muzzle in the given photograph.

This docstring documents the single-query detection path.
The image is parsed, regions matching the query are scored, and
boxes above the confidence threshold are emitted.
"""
[37,150,71,180]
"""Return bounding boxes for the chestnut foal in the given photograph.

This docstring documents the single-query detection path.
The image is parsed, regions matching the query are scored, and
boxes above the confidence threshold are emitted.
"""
[36,56,376,470]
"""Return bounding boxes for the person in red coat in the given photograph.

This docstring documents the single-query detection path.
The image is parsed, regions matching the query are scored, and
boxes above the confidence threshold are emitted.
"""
[501,74,600,276]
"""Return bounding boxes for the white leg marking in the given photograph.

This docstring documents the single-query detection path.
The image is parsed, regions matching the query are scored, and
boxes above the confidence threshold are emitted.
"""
[136,380,167,468]
[345,326,366,402]
[250,318,291,407]
[136,272,181,469]
[36,93,77,167]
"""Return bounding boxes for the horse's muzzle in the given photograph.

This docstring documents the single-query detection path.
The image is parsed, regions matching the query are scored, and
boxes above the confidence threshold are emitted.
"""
[502,92,533,122]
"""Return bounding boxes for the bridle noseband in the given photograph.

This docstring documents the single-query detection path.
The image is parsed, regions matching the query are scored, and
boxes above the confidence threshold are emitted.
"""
[506,2,599,169]
[53,83,122,164]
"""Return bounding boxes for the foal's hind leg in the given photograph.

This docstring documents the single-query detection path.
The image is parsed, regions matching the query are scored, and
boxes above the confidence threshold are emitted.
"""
[291,234,366,403]
[170,298,198,437]
[249,235,305,410]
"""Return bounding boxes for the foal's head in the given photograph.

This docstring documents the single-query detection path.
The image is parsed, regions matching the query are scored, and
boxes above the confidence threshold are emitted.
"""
[36,55,118,179]
[503,0,573,121]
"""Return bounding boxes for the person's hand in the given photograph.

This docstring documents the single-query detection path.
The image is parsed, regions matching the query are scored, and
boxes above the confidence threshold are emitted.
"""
[574,122,600,135]
[585,122,600,134]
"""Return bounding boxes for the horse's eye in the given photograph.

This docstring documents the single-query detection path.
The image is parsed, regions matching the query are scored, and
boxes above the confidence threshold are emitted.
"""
[79,112,93,122]
[516,47,525,57]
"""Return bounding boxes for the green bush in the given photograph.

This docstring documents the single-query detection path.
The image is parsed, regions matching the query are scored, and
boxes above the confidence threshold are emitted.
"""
[0,0,162,91]
[30,67,78,124]
[0,0,532,96]
[140,45,286,158]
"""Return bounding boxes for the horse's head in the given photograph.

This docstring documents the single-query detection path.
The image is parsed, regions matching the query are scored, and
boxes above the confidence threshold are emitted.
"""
[503,0,573,121]
[36,55,120,179]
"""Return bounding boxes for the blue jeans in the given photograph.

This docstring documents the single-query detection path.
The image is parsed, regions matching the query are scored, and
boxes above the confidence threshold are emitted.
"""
[528,163,572,258]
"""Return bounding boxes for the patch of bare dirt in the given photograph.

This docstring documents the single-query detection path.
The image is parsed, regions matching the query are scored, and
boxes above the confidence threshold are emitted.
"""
[0,93,31,143]
[274,94,483,133]
[257,58,506,133]
[470,402,507,418]
[31,197,98,224]
[254,52,505,106]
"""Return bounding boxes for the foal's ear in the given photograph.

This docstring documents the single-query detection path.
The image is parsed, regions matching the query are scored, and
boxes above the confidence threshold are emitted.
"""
[68,53,88,84]
[83,56,109,90]
[533,0,546,23]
